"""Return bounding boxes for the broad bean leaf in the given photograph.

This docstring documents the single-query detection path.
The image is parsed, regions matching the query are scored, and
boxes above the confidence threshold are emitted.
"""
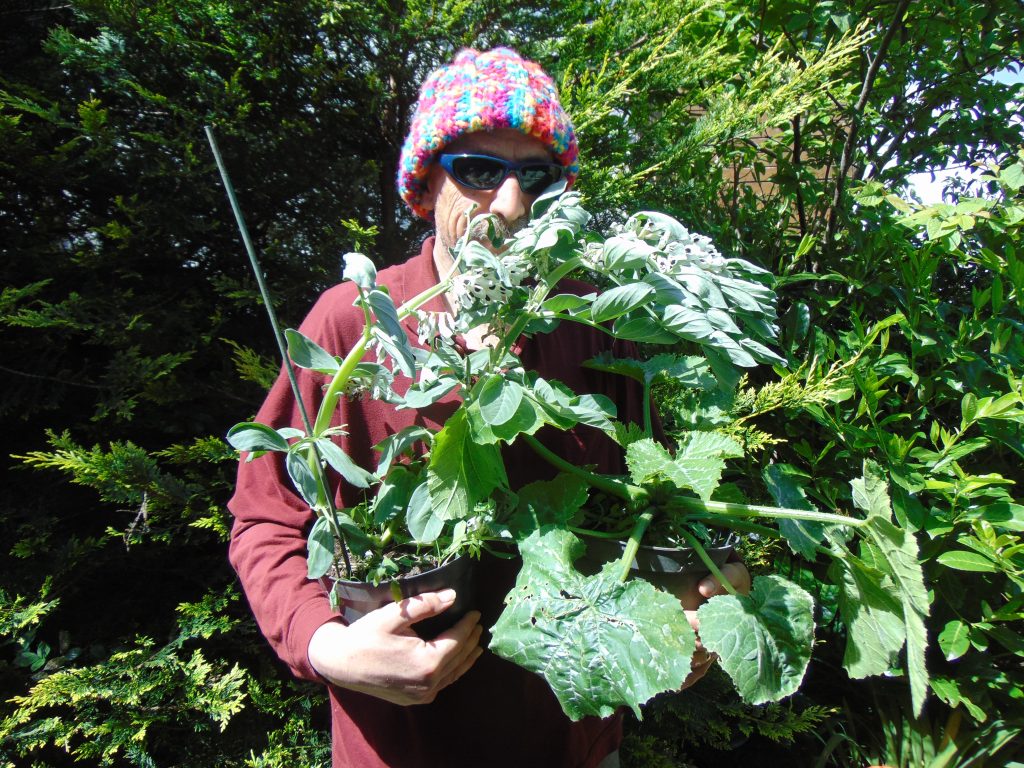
[399,377,459,409]
[307,516,334,579]
[478,375,525,426]
[695,575,815,704]
[489,528,696,720]
[626,433,741,501]
[611,315,679,344]
[342,252,377,289]
[285,329,340,374]
[285,450,320,507]
[466,396,545,445]
[374,425,432,477]
[590,283,655,323]
[371,465,418,526]
[227,422,291,454]
[565,393,617,434]
[315,438,375,489]
[427,408,507,520]
[762,464,825,559]
[367,289,415,377]
[406,481,443,543]
[543,293,592,313]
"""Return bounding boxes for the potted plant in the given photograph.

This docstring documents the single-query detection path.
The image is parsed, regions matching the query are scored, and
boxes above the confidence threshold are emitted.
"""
[214,128,929,722]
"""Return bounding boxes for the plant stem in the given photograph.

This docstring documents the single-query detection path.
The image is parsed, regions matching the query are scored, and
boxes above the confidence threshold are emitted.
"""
[521,434,643,504]
[675,528,738,597]
[618,509,656,582]
[668,495,866,528]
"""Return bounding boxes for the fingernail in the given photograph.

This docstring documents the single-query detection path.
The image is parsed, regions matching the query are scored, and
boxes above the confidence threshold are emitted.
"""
[437,588,457,604]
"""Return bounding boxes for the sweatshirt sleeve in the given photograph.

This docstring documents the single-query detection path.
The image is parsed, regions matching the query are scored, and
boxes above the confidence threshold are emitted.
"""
[227,286,356,683]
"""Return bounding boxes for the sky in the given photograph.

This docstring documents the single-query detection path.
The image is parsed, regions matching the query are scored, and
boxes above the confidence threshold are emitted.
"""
[906,67,1023,204]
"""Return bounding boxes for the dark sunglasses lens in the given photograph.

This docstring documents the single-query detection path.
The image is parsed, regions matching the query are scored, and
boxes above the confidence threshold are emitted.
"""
[518,165,563,194]
[451,156,506,189]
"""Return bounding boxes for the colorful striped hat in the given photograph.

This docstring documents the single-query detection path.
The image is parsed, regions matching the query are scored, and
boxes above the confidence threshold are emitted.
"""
[397,47,579,220]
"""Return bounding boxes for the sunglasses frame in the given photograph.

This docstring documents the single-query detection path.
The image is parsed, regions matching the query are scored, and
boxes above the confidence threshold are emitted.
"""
[437,153,565,194]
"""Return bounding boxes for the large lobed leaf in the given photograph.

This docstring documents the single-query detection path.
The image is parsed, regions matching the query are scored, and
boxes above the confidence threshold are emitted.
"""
[489,528,696,720]
[695,575,815,705]
[626,432,741,501]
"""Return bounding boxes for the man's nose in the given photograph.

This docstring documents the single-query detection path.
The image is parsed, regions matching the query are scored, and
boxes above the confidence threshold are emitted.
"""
[488,175,528,224]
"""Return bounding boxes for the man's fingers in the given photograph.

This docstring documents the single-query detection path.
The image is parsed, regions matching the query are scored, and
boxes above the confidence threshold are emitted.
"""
[372,588,459,632]
[698,561,752,598]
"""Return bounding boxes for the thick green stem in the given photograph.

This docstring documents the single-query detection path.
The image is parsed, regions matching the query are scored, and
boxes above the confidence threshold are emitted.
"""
[618,509,656,582]
[668,495,866,528]
[521,434,643,504]
[674,528,739,597]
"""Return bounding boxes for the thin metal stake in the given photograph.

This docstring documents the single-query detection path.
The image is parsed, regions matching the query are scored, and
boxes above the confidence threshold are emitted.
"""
[204,125,315,437]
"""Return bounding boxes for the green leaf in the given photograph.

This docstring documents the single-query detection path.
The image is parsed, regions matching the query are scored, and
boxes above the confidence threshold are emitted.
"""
[489,528,696,720]
[509,474,590,537]
[863,512,930,716]
[307,516,334,579]
[374,425,432,477]
[399,377,459,409]
[763,464,825,559]
[367,289,415,376]
[938,620,971,661]
[466,395,546,445]
[626,433,740,501]
[342,252,377,289]
[936,550,998,573]
[850,460,893,519]
[590,283,655,323]
[371,465,418,525]
[477,375,525,426]
[226,422,290,453]
[696,575,815,705]
[406,481,443,543]
[427,408,507,521]
[315,438,375,489]
[543,293,592,313]
[371,325,416,378]
[285,329,340,374]
[830,556,906,678]
[611,315,679,344]
[285,450,319,507]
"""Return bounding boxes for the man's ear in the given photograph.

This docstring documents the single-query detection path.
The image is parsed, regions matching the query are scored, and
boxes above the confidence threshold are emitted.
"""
[420,164,444,214]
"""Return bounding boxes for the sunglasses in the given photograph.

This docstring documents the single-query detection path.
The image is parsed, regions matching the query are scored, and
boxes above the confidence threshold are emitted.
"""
[438,153,565,195]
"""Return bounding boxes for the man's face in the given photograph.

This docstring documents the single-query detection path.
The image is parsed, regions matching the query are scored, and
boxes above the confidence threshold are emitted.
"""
[421,128,557,257]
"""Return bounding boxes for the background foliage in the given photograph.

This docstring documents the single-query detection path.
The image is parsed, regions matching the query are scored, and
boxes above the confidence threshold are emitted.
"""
[1,0,1021,765]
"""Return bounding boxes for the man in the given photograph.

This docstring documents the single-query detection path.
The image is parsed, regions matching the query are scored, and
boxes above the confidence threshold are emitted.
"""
[229,47,749,768]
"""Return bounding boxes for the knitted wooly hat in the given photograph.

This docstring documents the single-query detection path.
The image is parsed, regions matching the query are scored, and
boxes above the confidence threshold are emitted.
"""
[397,47,579,220]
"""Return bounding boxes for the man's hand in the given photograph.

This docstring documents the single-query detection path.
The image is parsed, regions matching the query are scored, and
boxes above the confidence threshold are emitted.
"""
[308,588,484,705]
[680,561,752,689]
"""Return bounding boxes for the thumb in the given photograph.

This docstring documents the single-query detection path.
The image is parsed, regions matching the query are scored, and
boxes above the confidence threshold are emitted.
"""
[372,588,458,632]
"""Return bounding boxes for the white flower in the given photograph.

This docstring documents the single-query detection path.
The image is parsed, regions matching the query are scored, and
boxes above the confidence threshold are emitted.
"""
[653,232,727,275]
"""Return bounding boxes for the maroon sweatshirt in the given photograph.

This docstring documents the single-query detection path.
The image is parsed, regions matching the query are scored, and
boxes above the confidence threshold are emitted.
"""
[228,238,648,767]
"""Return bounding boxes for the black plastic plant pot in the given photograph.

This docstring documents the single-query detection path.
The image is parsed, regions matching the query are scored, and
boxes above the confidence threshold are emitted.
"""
[579,538,734,610]
[330,555,477,639]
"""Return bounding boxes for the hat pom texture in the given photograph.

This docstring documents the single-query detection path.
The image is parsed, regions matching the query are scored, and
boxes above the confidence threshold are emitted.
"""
[397,47,579,219]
